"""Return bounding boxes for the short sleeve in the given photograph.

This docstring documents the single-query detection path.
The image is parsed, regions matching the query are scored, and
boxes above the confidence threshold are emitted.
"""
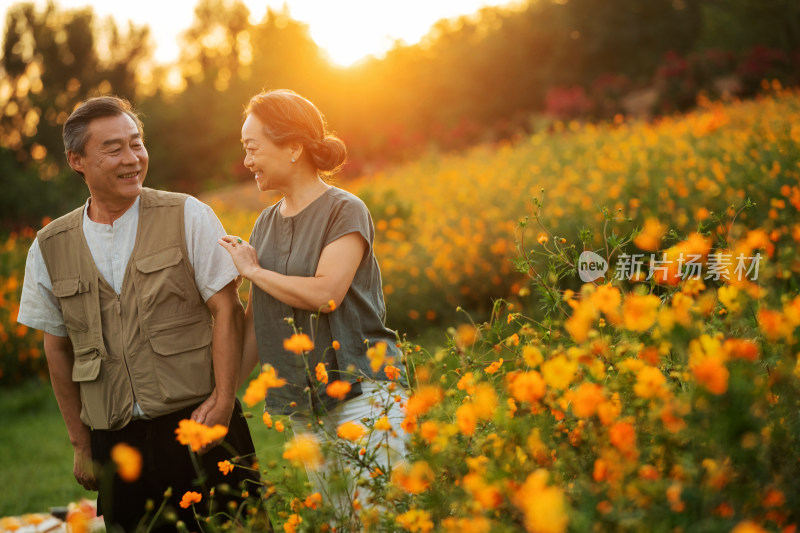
[324,194,374,252]
[17,238,68,337]
[184,197,240,301]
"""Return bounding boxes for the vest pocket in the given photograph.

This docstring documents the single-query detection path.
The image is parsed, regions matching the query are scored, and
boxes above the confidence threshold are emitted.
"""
[52,277,90,333]
[72,347,101,382]
[148,315,214,403]
[135,246,194,320]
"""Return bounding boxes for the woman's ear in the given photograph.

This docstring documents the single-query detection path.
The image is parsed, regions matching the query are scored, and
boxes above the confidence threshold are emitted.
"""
[289,142,304,163]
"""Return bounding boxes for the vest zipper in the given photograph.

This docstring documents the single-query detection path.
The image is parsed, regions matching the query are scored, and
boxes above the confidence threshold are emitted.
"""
[115,293,122,315]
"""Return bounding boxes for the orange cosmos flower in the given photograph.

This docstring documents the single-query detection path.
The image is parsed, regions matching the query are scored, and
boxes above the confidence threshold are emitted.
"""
[242,364,287,407]
[419,421,439,443]
[633,366,669,400]
[337,421,367,441]
[332,340,341,350]
[283,513,302,533]
[730,522,767,533]
[304,492,322,509]
[283,333,314,354]
[590,284,622,320]
[609,421,637,454]
[513,470,569,533]
[571,383,605,418]
[391,461,435,494]
[326,380,352,400]
[218,460,233,475]
[111,443,142,482]
[315,362,328,384]
[691,357,729,395]
[175,419,228,452]
[633,218,666,251]
[283,434,324,469]
[522,345,544,367]
[484,359,503,374]
[262,411,273,428]
[384,365,402,380]
[396,509,434,533]
[456,404,477,436]
[565,299,597,342]
[404,385,444,418]
[274,420,285,432]
[179,491,202,509]
[508,371,546,404]
[454,323,478,349]
[327,299,336,311]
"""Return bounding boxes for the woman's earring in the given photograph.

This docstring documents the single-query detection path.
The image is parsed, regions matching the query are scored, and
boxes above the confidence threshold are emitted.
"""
[291,158,296,163]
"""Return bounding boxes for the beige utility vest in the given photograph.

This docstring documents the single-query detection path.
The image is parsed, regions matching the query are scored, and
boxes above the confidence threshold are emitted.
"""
[38,188,214,430]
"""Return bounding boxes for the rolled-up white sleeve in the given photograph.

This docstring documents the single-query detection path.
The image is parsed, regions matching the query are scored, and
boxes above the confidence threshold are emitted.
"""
[184,197,240,301]
[17,238,68,337]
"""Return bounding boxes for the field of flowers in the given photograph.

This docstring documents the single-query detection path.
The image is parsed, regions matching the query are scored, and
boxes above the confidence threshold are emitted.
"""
[1,85,799,532]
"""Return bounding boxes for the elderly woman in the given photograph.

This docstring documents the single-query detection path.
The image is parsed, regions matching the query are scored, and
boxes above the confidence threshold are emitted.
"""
[219,89,407,518]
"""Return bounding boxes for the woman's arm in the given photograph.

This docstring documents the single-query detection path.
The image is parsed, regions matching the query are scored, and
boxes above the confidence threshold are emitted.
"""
[219,231,367,313]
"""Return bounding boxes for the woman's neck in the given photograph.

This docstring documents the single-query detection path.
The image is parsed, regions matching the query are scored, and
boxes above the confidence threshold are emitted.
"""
[279,176,331,217]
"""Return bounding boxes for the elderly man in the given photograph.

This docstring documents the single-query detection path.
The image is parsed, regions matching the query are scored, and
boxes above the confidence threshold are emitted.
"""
[18,96,259,532]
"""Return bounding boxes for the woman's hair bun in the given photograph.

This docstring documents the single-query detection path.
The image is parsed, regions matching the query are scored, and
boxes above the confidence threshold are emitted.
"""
[309,135,347,175]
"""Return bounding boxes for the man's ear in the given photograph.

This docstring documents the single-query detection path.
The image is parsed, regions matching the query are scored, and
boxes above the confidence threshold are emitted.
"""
[67,151,84,174]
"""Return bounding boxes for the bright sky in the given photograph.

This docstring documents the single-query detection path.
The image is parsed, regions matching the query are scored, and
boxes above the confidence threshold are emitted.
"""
[0,0,518,66]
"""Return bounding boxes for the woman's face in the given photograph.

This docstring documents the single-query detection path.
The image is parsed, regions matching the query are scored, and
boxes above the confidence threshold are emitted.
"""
[241,114,293,192]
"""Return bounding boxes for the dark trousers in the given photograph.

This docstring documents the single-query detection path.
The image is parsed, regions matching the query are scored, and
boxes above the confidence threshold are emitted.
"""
[91,400,261,533]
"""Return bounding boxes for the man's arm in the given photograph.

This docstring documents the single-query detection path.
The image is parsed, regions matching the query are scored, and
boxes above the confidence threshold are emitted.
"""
[190,280,244,447]
[238,284,259,389]
[43,333,97,491]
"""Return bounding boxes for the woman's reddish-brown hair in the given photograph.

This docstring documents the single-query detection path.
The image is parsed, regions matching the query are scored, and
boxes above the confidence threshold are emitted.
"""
[245,89,347,176]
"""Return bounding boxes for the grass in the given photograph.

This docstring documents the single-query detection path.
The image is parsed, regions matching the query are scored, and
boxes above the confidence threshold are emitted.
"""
[0,373,294,519]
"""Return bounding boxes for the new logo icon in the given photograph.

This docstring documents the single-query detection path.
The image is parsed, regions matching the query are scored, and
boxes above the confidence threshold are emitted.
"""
[578,251,608,282]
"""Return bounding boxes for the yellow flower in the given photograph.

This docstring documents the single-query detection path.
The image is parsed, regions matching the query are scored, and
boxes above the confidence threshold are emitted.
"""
[218,460,234,476]
[262,411,273,428]
[633,366,669,400]
[175,419,228,452]
[396,509,434,533]
[179,491,202,509]
[522,345,544,367]
[283,434,324,470]
[275,420,285,432]
[622,293,661,332]
[472,382,498,419]
[374,416,392,431]
[326,380,352,400]
[283,333,314,355]
[541,354,578,390]
[454,323,478,349]
[730,522,767,533]
[367,341,387,373]
[315,362,328,384]
[111,443,142,482]
[513,470,569,533]
[337,420,367,441]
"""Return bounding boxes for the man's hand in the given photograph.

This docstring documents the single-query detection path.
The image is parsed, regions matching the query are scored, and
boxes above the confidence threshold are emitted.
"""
[190,388,234,454]
[73,444,98,491]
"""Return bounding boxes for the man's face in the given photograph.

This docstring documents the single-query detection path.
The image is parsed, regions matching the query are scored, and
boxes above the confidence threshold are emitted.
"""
[68,113,148,207]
